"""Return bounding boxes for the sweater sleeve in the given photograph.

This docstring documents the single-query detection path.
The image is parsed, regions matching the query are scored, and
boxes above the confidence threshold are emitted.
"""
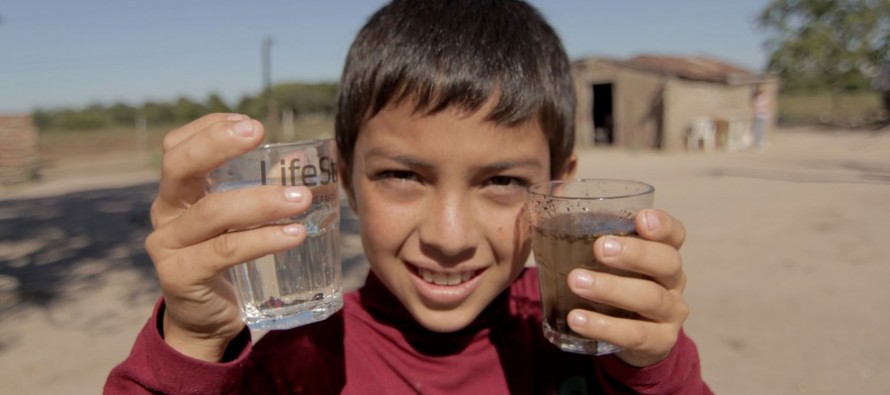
[103,299,253,395]
[598,329,713,395]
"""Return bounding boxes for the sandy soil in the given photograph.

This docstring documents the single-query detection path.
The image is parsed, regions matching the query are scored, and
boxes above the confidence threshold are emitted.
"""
[1,126,888,394]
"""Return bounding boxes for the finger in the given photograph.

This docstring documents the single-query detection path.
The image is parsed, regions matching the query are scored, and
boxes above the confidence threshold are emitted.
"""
[162,185,313,249]
[156,118,266,213]
[566,309,677,365]
[636,208,686,249]
[151,114,255,228]
[152,223,307,285]
[593,235,685,291]
[161,113,248,152]
[568,269,689,323]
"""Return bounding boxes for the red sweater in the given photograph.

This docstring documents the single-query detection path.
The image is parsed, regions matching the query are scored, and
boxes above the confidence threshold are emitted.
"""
[105,268,712,394]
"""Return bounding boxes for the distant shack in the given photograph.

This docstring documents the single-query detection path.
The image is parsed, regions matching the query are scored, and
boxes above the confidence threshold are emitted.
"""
[572,54,779,151]
[0,114,39,185]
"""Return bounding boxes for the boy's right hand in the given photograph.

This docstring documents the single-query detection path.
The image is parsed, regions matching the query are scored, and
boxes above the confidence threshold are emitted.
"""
[144,114,313,362]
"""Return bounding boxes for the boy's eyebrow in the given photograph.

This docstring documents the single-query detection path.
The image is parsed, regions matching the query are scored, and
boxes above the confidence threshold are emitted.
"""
[365,147,543,172]
[476,159,544,173]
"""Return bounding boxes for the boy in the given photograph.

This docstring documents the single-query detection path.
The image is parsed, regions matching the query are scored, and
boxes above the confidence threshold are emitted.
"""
[106,1,711,393]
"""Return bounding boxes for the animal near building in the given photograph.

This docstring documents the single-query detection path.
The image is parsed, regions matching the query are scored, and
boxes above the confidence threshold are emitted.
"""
[572,54,778,151]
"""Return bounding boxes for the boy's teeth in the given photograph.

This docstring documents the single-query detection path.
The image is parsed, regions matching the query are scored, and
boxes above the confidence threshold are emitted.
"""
[421,270,434,283]
[418,268,475,285]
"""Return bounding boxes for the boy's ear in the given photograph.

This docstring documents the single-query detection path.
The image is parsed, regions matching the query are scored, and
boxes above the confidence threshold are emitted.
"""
[338,155,358,213]
[554,153,578,180]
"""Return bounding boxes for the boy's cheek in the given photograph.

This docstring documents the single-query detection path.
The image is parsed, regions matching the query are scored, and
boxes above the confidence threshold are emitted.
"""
[503,205,533,268]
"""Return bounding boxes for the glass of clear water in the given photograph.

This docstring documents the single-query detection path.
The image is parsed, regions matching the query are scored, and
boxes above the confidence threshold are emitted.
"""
[207,138,342,330]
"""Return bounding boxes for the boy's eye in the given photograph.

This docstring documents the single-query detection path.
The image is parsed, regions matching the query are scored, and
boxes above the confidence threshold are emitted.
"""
[375,170,419,182]
[486,176,527,188]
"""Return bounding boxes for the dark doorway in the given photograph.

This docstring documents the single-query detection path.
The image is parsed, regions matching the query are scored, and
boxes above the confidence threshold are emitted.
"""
[591,83,614,145]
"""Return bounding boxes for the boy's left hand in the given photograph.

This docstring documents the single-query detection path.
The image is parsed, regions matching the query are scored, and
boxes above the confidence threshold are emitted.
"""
[566,208,689,367]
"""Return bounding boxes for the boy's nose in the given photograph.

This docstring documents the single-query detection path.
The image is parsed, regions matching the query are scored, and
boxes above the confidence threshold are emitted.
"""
[418,193,478,261]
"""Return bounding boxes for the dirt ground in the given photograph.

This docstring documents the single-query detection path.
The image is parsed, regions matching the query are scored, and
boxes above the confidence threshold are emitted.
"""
[1,126,888,394]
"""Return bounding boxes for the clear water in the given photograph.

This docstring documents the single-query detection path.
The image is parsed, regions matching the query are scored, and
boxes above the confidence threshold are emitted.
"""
[229,206,343,331]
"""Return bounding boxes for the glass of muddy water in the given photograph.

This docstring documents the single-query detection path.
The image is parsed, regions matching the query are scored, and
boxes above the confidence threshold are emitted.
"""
[207,138,342,330]
[527,178,654,355]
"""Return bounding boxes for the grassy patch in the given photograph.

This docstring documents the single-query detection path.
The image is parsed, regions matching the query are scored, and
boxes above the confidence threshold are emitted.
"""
[39,115,335,163]
[39,125,168,160]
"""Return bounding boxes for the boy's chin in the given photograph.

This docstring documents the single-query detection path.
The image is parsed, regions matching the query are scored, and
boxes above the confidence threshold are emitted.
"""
[411,307,480,333]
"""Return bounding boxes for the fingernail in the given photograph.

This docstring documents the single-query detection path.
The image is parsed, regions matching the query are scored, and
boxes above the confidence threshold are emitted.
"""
[602,236,621,257]
[644,210,660,232]
[284,187,304,202]
[282,224,303,236]
[232,120,255,137]
[574,271,594,289]
[570,312,588,326]
[226,113,247,121]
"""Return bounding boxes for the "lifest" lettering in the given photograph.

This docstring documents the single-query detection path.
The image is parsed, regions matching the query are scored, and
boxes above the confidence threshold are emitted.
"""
[259,156,337,186]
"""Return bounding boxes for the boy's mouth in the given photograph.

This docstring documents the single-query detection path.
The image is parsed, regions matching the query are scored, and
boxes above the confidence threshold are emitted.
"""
[416,268,479,286]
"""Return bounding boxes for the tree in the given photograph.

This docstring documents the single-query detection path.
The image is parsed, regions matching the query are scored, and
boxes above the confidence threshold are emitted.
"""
[235,95,264,120]
[107,102,138,125]
[33,109,58,130]
[757,0,890,117]
[171,96,207,122]
[59,104,109,130]
[273,82,338,115]
[205,93,231,113]
[141,101,176,125]
[29,81,338,132]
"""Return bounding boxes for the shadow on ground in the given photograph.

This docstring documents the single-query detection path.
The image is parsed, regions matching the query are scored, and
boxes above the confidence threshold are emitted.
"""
[0,182,367,324]
[0,183,159,318]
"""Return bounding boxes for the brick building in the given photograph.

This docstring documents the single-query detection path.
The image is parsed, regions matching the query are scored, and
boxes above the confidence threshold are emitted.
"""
[572,54,779,151]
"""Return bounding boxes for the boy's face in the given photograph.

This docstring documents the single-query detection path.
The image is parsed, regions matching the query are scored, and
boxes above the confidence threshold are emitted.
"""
[344,100,566,332]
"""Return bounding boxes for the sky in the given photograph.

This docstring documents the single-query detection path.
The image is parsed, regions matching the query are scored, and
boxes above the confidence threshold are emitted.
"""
[0,1,774,114]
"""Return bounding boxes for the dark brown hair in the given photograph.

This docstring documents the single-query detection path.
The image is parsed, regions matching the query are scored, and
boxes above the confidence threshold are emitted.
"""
[335,0,575,179]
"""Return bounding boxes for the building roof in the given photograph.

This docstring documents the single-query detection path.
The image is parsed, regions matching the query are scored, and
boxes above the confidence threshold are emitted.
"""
[575,54,765,84]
